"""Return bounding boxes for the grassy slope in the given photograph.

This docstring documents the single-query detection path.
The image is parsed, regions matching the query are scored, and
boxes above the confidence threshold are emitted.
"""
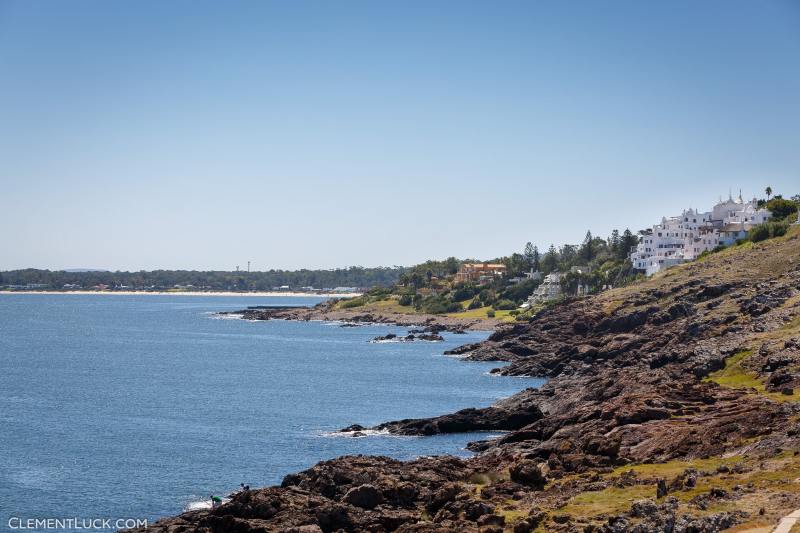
[331,295,517,322]
[548,227,800,531]
[336,229,800,530]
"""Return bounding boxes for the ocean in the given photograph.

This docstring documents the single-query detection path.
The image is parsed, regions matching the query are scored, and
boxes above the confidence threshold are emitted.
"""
[0,294,542,530]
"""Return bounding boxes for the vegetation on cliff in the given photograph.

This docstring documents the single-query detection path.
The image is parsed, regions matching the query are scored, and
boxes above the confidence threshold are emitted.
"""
[129,222,800,532]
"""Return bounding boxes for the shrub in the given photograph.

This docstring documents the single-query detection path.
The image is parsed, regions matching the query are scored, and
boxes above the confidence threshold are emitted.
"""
[749,224,771,242]
[750,220,790,242]
[492,299,517,310]
[398,294,412,306]
[766,198,799,221]
[773,221,789,238]
[447,302,462,313]
[422,300,460,314]
[486,309,496,318]
[340,297,367,308]
[467,298,483,310]
[451,283,478,302]
[420,296,461,315]
[424,301,448,314]
[366,287,392,299]
[499,278,539,303]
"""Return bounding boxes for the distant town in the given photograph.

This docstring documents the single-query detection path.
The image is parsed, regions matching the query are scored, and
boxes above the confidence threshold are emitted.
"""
[2,189,798,320]
[0,283,362,294]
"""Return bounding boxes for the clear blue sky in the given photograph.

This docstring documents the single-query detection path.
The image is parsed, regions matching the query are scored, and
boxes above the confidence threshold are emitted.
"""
[1,1,798,271]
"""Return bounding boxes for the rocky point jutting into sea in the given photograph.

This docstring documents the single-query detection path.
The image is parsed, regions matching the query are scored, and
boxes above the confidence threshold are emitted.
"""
[220,304,505,332]
[129,228,800,533]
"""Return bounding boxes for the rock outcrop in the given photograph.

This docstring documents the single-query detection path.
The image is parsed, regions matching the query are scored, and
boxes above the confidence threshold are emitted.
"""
[219,303,494,332]
[129,230,800,532]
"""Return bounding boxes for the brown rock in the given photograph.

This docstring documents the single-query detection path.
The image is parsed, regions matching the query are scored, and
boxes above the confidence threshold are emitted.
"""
[342,484,383,509]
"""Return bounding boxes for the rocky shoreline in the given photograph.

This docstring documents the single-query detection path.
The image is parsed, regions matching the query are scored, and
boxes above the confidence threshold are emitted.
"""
[218,300,502,332]
[131,231,800,532]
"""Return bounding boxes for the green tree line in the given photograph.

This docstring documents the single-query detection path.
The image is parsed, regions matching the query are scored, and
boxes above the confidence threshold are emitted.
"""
[0,267,405,291]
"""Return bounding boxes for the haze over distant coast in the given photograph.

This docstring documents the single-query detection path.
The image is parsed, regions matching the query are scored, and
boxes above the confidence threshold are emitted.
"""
[0,289,361,297]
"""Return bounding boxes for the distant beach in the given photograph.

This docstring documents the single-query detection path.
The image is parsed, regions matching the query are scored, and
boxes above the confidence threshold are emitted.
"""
[0,290,362,298]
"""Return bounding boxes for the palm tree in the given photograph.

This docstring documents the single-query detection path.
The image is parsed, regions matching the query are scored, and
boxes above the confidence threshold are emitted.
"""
[766,186,773,200]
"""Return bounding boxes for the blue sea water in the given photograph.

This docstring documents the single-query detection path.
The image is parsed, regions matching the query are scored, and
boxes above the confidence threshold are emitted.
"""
[0,294,542,530]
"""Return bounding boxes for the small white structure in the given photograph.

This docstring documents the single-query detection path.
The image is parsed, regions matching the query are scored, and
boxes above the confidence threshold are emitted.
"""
[568,266,591,296]
[521,271,563,308]
[525,269,544,282]
[631,193,771,276]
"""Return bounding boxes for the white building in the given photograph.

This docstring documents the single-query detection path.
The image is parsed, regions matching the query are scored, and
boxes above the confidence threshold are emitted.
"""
[521,271,563,307]
[631,194,770,276]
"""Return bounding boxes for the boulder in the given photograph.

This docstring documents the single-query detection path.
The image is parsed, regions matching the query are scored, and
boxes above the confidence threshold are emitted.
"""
[509,460,547,489]
[342,484,383,509]
[464,501,494,521]
[656,479,668,499]
[476,514,505,527]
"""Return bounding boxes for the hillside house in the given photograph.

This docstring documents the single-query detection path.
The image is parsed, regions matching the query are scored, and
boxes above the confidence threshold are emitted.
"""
[525,270,544,282]
[630,194,771,276]
[455,263,507,284]
[522,271,563,307]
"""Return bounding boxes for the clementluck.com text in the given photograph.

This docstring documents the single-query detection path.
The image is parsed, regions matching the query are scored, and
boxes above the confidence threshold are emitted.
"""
[8,517,148,530]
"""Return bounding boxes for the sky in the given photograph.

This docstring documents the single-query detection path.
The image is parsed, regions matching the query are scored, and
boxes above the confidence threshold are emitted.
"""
[1,1,798,271]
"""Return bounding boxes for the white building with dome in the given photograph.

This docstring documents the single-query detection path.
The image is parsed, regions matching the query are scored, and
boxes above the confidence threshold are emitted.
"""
[631,194,771,276]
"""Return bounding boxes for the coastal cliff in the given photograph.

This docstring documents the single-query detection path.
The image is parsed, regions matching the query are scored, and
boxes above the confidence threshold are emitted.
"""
[129,228,800,532]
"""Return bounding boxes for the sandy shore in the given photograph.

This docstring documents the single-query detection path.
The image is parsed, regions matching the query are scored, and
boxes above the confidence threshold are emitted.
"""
[0,290,362,298]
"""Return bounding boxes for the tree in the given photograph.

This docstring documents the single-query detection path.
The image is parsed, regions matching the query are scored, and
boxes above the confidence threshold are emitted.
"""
[524,242,535,267]
[505,252,529,276]
[766,198,798,220]
[532,246,540,272]
[560,244,577,266]
[766,186,773,200]
[619,229,638,261]
[608,229,621,256]
[443,257,460,275]
[579,230,595,262]
[541,244,559,274]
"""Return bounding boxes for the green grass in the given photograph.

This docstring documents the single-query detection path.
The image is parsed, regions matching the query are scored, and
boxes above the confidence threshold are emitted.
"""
[446,305,515,321]
[706,350,759,389]
[706,350,798,402]
[559,453,796,523]
[609,456,742,479]
[497,506,528,523]
[560,484,655,517]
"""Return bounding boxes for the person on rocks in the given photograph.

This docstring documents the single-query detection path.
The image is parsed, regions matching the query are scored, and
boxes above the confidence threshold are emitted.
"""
[210,495,222,509]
